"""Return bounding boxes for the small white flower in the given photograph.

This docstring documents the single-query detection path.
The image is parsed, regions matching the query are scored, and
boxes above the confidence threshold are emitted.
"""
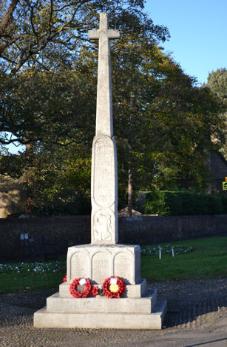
[110,278,117,285]
[79,278,86,285]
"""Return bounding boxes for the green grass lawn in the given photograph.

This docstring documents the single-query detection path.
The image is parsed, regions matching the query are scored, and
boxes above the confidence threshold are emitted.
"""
[142,236,227,281]
[1,236,227,293]
[0,272,64,293]
[0,261,65,294]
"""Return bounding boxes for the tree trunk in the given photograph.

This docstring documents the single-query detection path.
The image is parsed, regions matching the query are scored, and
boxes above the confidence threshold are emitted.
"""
[127,169,133,216]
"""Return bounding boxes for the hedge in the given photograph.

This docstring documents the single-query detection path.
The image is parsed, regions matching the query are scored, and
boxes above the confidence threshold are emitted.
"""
[137,191,227,216]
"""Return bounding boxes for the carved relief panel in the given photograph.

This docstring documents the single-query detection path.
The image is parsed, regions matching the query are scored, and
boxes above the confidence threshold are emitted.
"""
[91,135,118,244]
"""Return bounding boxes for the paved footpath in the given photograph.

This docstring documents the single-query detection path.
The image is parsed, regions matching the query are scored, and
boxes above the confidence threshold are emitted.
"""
[1,279,227,347]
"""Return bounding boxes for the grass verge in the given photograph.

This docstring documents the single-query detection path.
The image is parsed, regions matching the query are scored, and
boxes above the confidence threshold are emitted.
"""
[142,236,227,281]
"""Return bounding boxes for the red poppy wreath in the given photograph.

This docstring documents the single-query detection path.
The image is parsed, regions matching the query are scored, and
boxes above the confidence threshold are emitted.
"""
[102,276,126,298]
[69,277,92,298]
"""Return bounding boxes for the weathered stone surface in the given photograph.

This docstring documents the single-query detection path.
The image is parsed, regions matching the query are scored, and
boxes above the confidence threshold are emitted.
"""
[91,135,118,244]
[88,13,119,138]
[67,244,141,284]
[34,301,166,329]
[89,13,119,245]
[47,290,157,313]
[92,249,112,283]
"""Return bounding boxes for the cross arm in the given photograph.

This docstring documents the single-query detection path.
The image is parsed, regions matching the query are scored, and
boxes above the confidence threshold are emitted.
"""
[107,29,120,39]
[88,29,120,40]
[88,29,99,39]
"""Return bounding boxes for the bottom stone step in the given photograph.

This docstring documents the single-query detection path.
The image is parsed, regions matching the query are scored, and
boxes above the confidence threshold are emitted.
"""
[34,301,167,330]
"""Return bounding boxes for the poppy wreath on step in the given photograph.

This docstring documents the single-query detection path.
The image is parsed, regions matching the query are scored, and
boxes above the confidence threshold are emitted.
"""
[69,278,92,298]
[91,285,99,297]
[102,276,126,298]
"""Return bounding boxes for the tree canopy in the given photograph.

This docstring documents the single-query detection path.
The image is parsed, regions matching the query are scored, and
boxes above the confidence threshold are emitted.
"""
[0,1,224,214]
[207,68,227,158]
[207,69,227,107]
[0,0,168,73]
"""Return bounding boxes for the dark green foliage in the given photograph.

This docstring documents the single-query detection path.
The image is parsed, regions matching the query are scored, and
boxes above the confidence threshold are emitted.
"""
[32,192,91,216]
[0,0,168,74]
[139,190,227,216]
[0,2,225,215]
[207,69,227,158]
[207,69,227,107]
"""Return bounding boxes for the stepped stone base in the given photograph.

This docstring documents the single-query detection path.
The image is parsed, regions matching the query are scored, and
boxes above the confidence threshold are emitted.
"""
[34,243,167,329]
[34,297,166,330]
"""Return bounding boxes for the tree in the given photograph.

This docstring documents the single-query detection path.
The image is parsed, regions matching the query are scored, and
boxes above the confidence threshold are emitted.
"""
[0,42,224,213]
[0,67,96,146]
[0,0,168,74]
[0,0,169,147]
[111,36,224,193]
[207,69,227,157]
[207,69,227,106]
[0,2,224,215]
[0,0,170,214]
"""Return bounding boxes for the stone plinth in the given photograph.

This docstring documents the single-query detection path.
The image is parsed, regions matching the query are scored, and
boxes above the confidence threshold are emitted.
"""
[46,290,157,313]
[34,294,166,329]
[34,302,166,329]
[34,243,167,329]
[67,244,141,284]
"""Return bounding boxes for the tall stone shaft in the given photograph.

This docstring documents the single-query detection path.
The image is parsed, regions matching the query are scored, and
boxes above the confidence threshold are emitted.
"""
[89,13,119,136]
[88,13,120,244]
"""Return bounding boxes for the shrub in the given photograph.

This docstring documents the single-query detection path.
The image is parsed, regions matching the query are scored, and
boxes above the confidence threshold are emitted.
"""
[138,190,226,216]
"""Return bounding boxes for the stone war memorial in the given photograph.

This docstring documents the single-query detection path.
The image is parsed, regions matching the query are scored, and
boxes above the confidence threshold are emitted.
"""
[34,13,166,330]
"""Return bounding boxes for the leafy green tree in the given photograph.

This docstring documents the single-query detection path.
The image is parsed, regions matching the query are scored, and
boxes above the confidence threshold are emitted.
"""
[0,47,224,213]
[21,145,91,215]
[207,69,227,106]
[0,2,224,214]
[0,0,168,74]
[207,68,227,157]
[0,67,96,214]
[0,1,170,213]
[112,37,224,193]
[0,68,96,147]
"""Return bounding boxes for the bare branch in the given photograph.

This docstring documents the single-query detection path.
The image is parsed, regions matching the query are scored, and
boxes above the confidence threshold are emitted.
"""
[0,0,19,35]
[30,5,39,40]
[48,0,54,35]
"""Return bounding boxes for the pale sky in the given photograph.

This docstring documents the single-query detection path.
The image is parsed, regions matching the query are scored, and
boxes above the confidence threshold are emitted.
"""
[145,0,227,84]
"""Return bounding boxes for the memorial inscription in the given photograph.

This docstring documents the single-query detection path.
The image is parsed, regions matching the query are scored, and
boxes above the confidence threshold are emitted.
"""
[92,251,112,283]
[114,252,133,283]
[70,251,90,280]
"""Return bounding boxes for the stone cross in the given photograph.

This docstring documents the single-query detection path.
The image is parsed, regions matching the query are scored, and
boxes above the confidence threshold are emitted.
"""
[88,13,120,137]
[89,13,120,245]
[34,13,166,330]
